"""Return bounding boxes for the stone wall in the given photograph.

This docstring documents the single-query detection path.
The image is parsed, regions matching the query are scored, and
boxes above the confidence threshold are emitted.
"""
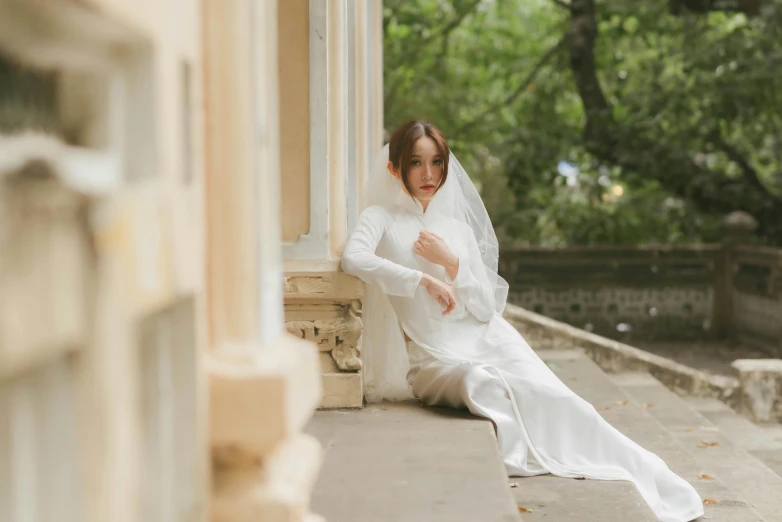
[501,236,782,357]
[732,246,782,356]
[0,2,210,520]
[500,246,720,342]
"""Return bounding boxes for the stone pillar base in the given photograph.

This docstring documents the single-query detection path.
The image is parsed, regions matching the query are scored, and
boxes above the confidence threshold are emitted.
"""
[212,433,322,522]
[732,359,782,423]
[284,260,364,409]
[209,334,324,522]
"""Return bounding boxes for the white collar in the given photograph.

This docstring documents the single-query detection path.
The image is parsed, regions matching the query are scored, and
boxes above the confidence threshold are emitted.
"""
[394,189,426,215]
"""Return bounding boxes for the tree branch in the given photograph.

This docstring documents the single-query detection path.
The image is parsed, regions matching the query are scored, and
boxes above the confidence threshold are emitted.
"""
[441,0,483,37]
[563,0,782,235]
[436,0,483,71]
[710,129,782,203]
[455,38,566,135]
[386,1,483,108]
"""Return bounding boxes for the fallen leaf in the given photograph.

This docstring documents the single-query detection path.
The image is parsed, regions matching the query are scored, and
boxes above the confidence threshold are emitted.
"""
[703,499,719,505]
[518,506,533,513]
[697,440,720,448]
[685,428,694,433]
[615,400,628,406]
[509,482,520,488]
[697,473,715,480]
[598,406,611,411]
[643,402,654,408]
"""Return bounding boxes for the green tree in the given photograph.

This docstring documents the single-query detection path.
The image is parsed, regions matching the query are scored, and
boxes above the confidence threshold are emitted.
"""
[383,0,782,245]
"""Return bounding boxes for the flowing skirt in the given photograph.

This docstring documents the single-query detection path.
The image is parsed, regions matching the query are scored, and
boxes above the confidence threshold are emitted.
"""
[405,339,704,522]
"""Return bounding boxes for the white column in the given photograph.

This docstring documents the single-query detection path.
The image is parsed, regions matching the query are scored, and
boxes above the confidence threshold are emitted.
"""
[328,0,349,257]
[345,1,359,233]
[367,0,384,158]
[253,0,284,343]
[353,0,370,209]
[203,0,260,346]
[283,0,330,260]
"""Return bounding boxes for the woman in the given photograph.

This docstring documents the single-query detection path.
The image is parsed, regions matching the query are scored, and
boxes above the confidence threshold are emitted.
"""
[341,120,704,522]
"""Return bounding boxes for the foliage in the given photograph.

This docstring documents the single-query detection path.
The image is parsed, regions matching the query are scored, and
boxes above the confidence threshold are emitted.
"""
[383,0,782,246]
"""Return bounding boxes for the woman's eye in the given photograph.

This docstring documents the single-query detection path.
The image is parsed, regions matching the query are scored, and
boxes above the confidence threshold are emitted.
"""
[433,159,442,165]
[412,160,421,166]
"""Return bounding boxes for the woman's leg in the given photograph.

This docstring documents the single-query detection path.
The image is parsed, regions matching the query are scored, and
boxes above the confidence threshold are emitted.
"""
[409,358,547,476]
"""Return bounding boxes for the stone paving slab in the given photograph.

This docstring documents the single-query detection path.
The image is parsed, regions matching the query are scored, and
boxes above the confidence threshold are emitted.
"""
[612,372,779,522]
[540,351,762,522]
[305,351,774,522]
[683,396,782,478]
[305,401,519,522]
[509,474,656,521]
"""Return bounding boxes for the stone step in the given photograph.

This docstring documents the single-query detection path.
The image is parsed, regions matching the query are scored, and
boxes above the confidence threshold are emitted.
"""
[508,473,658,522]
[683,396,782,479]
[305,401,519,522]
[539,350,763,522]
[611,371,782,522]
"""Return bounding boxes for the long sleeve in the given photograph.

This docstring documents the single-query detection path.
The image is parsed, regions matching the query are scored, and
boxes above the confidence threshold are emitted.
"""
[446,225,497,322]
[341,206,423,297]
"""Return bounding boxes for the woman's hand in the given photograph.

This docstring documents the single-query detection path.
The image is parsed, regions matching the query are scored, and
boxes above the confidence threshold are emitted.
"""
[413,231,459,273]
[419,274,456,315]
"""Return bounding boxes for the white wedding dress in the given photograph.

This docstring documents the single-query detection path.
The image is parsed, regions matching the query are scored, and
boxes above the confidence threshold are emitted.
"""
[341,189,705,522]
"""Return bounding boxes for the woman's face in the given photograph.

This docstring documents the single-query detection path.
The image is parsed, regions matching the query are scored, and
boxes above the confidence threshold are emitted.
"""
[388,136,444,204]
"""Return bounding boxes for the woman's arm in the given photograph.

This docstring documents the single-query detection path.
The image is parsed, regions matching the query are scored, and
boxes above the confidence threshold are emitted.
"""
[341,206,424,297]
[446,226,497,322]
[414,227,496,322]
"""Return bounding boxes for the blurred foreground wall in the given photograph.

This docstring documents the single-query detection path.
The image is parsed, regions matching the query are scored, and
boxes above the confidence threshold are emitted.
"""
[0,1,382,521]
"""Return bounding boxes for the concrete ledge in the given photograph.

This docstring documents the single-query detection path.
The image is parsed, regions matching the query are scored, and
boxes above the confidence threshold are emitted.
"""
[503,303,739,402]
[212,433,324,522]
[319,372,362,409]
[732,359,782,423]
[283,263,363,303]
[209,334,322,460]
[307,401,519,522]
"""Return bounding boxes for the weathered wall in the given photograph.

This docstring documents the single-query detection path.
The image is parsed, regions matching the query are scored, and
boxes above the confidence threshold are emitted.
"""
[732,246,782,355]
[502,238,782,358]
[278,0,311,243]
[501,246,720,342]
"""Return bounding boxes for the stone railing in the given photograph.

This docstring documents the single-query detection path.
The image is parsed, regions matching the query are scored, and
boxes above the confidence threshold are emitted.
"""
[500,244,719,342]
[505,304,782,423]
[501,212,782,357]
[502,212,782,422]
[731,246,782,353]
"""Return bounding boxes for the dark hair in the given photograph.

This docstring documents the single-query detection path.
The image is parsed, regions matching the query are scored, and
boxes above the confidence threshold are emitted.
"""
[388,120,450,196]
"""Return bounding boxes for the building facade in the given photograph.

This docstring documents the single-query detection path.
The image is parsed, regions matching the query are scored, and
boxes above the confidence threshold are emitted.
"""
[0,1,381,521]
[281,0,384,409]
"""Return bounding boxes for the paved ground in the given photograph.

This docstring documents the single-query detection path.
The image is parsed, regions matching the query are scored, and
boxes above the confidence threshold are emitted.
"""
[633,339,771,377]
[508,474,656,521]
[306,349,781,521]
